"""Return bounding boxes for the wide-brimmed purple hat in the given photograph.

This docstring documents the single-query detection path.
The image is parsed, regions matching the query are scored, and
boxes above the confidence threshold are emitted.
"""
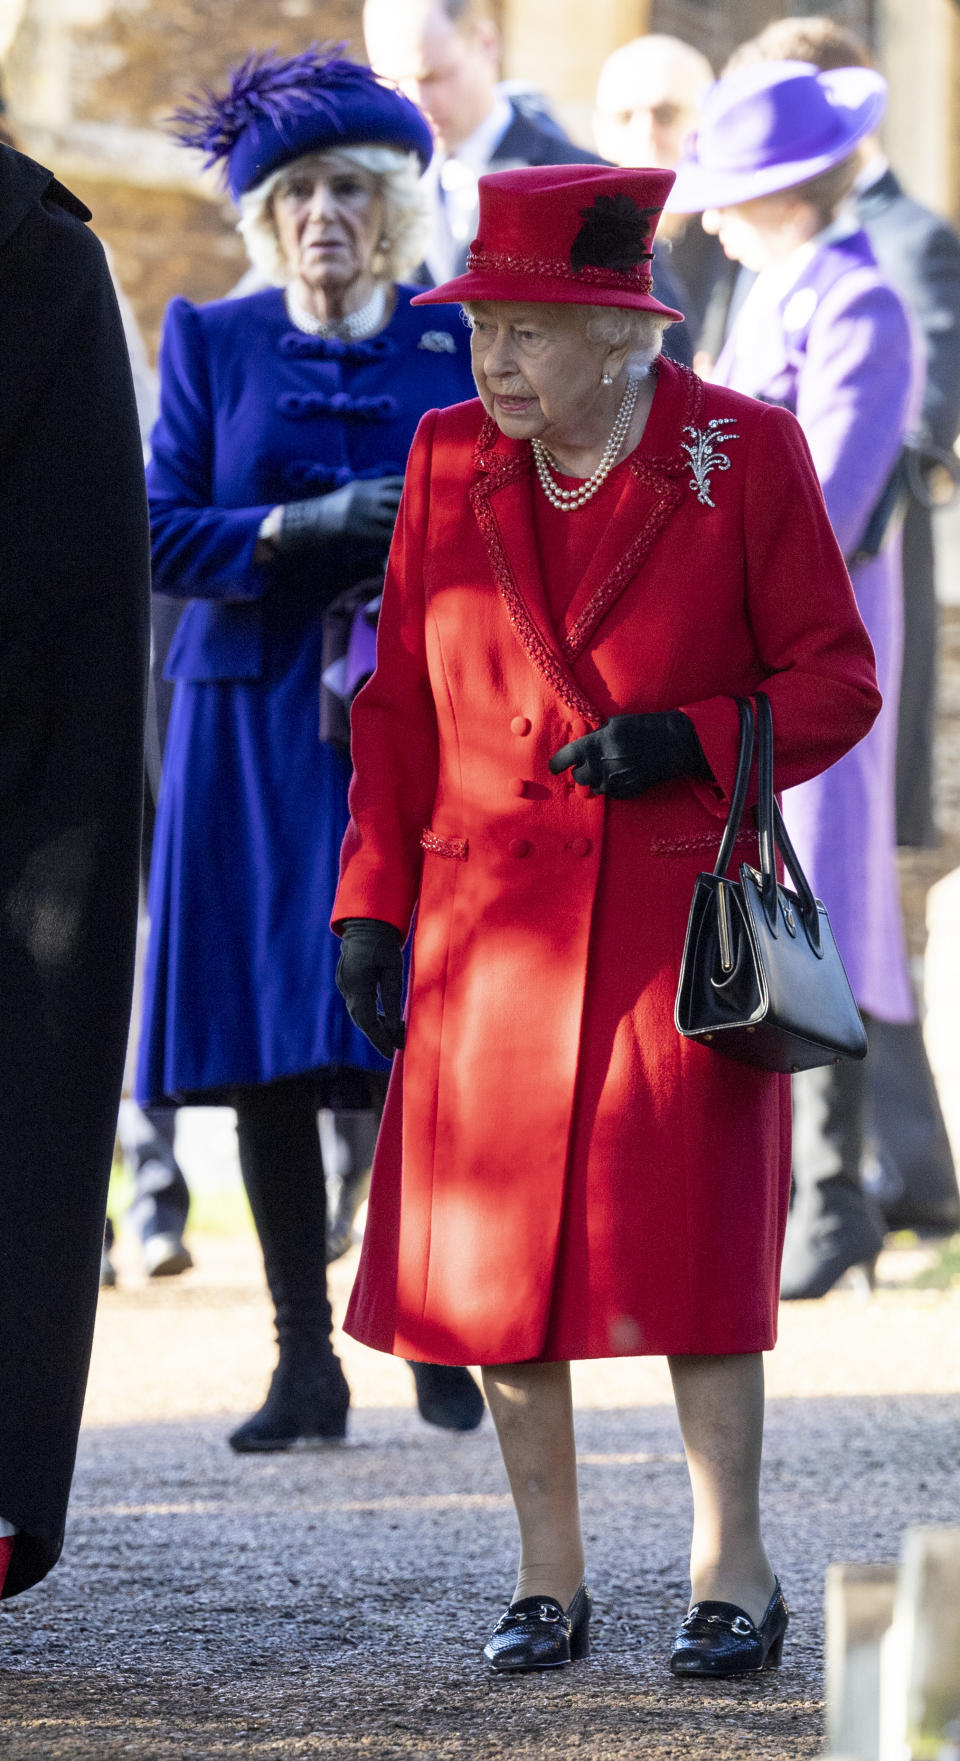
[667,60,886,213]
[170,44,434,201]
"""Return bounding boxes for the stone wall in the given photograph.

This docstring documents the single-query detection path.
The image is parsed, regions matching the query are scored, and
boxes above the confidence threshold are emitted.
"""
[3,0,367,354]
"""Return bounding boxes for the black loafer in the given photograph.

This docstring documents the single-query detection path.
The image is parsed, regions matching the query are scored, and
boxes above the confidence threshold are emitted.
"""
[484,1582,592,1673]
[669,1580,788,1678]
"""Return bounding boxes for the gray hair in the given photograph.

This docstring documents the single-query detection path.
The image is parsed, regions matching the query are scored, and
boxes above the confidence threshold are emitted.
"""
[462,302,670,374]
[583,306,670,373]
[237,144,429,286]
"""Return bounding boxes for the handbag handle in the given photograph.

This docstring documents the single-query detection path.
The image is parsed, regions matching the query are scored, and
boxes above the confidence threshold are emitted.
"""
[711,697,754,879]
[755,691,823,956]
[709,693,823,957]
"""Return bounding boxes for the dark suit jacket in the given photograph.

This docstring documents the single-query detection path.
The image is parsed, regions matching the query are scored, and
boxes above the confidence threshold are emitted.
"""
[0,145,148,1595]
[857,168,960,845]
[857,167,960,451]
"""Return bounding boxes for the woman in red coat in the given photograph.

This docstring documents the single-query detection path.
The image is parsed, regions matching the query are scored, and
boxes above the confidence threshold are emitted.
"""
[333,165,880,1677]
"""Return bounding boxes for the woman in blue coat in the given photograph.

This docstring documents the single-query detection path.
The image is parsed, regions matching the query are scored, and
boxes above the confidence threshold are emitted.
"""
[138,50,480,1447]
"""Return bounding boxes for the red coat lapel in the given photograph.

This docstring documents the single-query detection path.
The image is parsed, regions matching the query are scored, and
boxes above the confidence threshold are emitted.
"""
[560,359,704,660]
[469,360,705,712]
[469,416,603,725]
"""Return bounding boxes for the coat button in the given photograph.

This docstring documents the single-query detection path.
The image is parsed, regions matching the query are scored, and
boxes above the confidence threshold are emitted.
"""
[511,715,532,736]
[568,837,592,857]
[508,838,532,858]
[509,776,527,797]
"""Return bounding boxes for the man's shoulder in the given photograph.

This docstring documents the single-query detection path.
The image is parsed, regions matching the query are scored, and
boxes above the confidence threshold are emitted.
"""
[491,105,603,169]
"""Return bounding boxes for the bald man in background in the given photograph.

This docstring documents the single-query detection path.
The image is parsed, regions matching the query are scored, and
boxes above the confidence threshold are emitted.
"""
[594,34,732,351]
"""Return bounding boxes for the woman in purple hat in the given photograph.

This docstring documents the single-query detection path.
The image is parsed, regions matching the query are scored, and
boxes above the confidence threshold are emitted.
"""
[669,61,920,1300]
[137,47,484,1449]
[332,159,881,1674]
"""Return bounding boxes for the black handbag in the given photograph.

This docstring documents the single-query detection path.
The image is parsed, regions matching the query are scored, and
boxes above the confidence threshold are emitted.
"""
[674,692,867,1072]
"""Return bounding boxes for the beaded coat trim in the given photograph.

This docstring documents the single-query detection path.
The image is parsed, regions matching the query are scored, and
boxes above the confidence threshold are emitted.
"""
[466,248,654,294]
[469,427,602,727]
[468,362,706,711]
[420,829,468,860]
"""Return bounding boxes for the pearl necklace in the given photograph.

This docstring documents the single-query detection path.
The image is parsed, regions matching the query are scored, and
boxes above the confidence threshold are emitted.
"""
[285,282,387,339]
[531,375,640,512]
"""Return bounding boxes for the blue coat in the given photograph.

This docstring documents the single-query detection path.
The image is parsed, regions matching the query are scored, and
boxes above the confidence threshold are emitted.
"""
[137,285,474,1103]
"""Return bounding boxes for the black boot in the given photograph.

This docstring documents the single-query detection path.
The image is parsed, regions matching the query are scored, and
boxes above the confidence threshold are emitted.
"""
[229,1077,350,1452]
[408,1362,485,1431]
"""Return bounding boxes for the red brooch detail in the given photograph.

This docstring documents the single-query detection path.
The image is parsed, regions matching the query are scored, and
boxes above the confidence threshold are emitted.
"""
[465,248,654,294]
[420,829,468,860]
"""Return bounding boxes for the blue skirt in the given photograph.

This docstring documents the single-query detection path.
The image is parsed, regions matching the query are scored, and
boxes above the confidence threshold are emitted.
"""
[136,610,387,1105]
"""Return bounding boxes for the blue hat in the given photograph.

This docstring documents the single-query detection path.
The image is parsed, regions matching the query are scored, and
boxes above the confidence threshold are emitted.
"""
[170,45,434,201]
[667,61,886,214]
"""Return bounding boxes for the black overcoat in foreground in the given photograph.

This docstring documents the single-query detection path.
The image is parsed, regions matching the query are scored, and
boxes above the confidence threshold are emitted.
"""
[0,146,148,1596]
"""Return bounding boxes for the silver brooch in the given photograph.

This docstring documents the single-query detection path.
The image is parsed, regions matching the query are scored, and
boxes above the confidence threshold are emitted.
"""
[418,330,457,354]
[681,419,739,508]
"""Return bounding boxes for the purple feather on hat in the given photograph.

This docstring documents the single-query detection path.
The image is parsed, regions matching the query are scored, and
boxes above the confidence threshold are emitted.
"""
[169,43,367,179]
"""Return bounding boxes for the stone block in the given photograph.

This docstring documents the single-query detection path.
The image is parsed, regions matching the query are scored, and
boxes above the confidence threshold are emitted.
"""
[879,1527,960,1761]
[826,1562,899,1761]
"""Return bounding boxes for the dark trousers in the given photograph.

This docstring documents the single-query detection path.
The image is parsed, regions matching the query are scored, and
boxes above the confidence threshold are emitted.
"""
[116,1101,190,1245]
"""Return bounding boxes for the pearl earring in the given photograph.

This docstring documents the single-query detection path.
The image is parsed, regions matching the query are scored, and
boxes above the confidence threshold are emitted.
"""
[601,369,613,386]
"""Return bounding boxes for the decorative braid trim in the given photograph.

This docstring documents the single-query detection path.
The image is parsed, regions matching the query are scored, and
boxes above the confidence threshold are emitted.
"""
[420,829,468,860]
[561,460,681,661]
[466,249,654,294]
[651,827,757,857]
[469,474,602,727]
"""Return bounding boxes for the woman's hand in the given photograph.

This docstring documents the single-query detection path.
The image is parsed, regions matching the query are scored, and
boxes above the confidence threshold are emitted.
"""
[335,918,406,1058]
[277,477,405,556]
[548,711,712,799]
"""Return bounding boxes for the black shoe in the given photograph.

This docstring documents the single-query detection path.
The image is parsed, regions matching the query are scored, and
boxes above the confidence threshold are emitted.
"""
[229,1354,350,1452]
[409,1363,485,1431]
[484,1583,592,1673]
[142,1231,194,1278]
[780,1176,886,1300]
[669,1580,788,1678]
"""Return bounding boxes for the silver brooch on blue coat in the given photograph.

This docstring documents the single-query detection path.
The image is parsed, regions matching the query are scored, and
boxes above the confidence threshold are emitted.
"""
[418,330,457,353]
[681,419,739,508]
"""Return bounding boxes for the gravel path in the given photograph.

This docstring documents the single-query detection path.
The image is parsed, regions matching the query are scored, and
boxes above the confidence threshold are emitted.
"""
[1,1232,957,1759]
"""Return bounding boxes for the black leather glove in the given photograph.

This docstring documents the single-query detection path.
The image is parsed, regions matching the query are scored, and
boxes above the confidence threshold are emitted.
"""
[278,477,405,557]
[335,918,406,1059]
[548,710,712,799]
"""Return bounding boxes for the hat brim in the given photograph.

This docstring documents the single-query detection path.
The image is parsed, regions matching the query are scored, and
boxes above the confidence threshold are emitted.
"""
[667,72,886,214]
[411,274,683,321]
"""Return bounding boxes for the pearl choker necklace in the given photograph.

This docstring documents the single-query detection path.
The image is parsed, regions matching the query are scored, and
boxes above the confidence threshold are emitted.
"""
[285,283,387,340]
[531,375,640,512]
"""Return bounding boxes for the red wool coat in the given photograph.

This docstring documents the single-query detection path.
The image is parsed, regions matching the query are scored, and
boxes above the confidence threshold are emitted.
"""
[333,357,880,1365]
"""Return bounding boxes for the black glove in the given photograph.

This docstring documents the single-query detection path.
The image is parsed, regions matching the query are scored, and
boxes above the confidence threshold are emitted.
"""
[548,710,712,799]
[335,918,406,1059]
[278,477,405,557]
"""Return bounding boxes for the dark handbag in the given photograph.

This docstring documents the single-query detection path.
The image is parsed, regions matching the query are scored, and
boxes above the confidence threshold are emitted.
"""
[674,693,867,1072]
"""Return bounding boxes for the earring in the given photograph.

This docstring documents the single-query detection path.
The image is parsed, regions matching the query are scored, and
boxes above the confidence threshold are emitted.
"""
[601,369,613,386]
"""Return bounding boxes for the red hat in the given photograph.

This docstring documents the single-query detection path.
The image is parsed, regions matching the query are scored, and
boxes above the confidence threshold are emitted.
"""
[411,164,684,319]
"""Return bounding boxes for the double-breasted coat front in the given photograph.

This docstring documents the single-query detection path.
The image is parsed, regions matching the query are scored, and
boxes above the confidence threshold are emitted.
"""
[333,357,880,1366]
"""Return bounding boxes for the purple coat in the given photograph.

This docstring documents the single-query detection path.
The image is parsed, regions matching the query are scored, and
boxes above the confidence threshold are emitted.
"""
[714,228,919,1022]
